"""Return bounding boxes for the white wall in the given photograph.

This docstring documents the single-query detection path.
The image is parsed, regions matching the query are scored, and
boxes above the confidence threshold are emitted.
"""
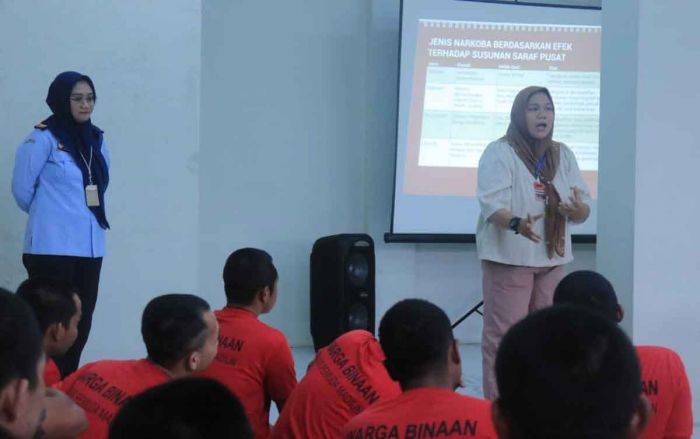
[0,0,202,363]
[1,0,597,362]
[633,0,700,349]
[198,0,370,345]
[197,0,596,346]
[10,2,694,430]
[600,0,700,430]
[597,0,639,336]
[633,0,700,423]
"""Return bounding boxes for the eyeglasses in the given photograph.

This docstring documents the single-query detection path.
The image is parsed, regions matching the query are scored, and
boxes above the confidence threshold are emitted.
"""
[70,95,95,105]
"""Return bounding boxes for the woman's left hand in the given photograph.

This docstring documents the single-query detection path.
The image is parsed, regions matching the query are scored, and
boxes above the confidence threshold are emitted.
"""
[558,187,589,221]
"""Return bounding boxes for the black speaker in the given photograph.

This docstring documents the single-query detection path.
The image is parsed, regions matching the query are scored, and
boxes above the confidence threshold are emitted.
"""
[310,234,375,351]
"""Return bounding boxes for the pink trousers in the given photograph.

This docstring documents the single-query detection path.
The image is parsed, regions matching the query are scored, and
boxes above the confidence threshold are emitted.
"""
[481,260,564,400]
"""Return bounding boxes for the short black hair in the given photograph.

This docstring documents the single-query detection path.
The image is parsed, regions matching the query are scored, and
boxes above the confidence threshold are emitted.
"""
[0,288,43,390]
[378,299,453,386]
[223,248,278,305]
[16,277,78,334]
[553,270,619,322]
[141,294,211,368]
[109,377,252,439]
[496,306,642,439]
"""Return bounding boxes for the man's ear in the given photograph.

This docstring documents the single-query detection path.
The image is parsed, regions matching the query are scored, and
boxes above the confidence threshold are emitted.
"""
[625,396,651,439]
[492,399,511,439]
[0,379,30,422]
[185,351,201,373]
[47,322,66,344]
[260,286,273,303]
[616,304,625,323]
[448,339,463,390]
[450,339,461,367]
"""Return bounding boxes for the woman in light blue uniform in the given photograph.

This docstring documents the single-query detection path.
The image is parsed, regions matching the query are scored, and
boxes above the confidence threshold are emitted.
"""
[12,71,110,376]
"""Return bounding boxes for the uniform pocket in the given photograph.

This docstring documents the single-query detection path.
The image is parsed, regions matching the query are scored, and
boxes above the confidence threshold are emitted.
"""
[53,150,83,183]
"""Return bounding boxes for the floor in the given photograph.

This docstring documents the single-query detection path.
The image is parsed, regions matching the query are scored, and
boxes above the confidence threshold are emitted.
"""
[270,343,483,422]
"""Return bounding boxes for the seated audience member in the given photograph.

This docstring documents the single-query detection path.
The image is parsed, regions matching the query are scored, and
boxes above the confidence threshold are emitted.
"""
[56,294,219,439]
[0,287,87,439]
[342,299,496,439]
[200,248,296,439]
[553,270,693,439]
[109,377,252,439]
[16,278,82,386]
[271,330,401,439]
[0,288,46,439]
[493,305,649,439]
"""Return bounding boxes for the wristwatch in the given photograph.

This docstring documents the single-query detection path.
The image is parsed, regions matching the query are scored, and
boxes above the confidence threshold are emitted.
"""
[508,216,522,234]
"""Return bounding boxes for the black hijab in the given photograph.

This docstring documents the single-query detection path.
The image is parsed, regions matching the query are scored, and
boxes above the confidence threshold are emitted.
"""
[43,71,109,229]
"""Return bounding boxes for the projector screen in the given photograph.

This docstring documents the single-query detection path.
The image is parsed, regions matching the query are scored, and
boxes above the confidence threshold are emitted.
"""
[389,0,601,241]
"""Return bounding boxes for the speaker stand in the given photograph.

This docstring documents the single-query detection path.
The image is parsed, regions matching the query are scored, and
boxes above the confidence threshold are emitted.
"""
[451,300,484,329]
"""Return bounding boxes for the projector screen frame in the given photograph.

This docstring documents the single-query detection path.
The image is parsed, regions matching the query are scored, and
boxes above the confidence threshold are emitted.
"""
[386,0,601,245]
[384,233,597,244]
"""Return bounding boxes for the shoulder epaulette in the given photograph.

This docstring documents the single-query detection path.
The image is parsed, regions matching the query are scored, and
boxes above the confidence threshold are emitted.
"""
[34,123,48,130]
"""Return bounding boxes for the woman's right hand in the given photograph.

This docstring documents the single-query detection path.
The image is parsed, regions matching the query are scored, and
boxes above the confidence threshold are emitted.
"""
[518,213,543,243]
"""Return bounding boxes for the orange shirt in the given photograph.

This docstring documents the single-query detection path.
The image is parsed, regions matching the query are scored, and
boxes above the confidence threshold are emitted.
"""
[342,388,497,439]
[44,358,61,387]
[637,346,693,439]
[271,330,401,439]
[199,307,296,439]
[54,359,169,439]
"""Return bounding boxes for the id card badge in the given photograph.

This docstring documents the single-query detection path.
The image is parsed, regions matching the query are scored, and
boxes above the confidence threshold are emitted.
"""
[534,180,546,202]
[85,185,100,207]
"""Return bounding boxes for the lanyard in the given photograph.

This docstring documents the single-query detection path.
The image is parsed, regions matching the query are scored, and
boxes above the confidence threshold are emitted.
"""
[534,153,546,181]
[78,148,94,185]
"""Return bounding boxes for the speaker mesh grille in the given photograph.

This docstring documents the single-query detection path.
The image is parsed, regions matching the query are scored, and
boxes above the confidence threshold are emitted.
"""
[346,253,369,287]
[347,302,369,331]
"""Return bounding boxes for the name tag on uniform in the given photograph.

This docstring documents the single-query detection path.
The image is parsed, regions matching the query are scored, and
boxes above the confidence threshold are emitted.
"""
[534,180,546,202]
[85,185,100,207]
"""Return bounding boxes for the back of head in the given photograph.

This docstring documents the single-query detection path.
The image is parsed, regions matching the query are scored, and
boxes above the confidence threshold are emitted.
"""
[109,377,252,439]
[223,248,278,305]
[553,270,618,322]
[16,277,78,334]
[141,294,211,368]
[495,306,642,439]
[379,299,453,386]
[0,288,43,391]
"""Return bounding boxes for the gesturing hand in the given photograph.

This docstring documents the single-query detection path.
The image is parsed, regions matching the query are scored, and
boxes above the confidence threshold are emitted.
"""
[558,187,586,220]
[518,213,543,243]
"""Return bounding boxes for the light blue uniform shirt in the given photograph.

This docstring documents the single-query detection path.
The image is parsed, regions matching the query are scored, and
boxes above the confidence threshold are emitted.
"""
[12,127,110,257]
